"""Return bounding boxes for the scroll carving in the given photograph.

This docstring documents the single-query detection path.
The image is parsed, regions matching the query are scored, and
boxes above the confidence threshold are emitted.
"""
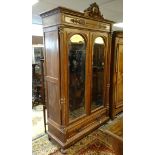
[70,18,85,25]
[84,2,104,20]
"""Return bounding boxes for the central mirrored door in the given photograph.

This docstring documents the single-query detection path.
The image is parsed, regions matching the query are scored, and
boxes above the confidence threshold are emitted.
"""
[68,34,86,122]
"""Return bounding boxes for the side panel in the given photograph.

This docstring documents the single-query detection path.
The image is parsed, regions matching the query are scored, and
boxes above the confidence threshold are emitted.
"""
[44,30,61,124]
[110,32,123,119]
[115,42,123,108]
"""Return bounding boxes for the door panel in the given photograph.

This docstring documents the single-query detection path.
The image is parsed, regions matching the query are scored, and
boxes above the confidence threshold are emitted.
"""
[64,28,90,123]
[90,32,109,112]
[68,34,86,121]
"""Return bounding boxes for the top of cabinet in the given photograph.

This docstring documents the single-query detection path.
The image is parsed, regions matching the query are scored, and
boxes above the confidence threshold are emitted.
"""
[40,3,114,32]
[40,3,114,24]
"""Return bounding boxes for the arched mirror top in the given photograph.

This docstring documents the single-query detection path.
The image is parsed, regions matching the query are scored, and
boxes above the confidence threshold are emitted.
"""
[69,34,85,44]
[94,36,104,45]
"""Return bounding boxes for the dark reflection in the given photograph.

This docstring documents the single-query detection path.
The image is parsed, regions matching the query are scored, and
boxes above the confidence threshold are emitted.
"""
[68,34,86,121]
[91,37,105,110]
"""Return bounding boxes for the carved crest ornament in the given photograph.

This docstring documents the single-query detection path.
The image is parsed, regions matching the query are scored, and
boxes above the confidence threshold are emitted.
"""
[84,2,104,20]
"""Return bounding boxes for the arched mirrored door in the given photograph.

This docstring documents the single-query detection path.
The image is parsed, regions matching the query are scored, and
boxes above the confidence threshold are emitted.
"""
[68,34,86,121]
[91,37,105,111]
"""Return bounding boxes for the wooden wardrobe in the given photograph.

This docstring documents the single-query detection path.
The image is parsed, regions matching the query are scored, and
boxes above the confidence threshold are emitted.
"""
[40,3,113,150]
[110,31,123,119]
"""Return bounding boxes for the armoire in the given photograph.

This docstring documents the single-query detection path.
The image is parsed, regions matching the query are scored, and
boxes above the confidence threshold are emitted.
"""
[110,31,123,119]
[40,3,114,150]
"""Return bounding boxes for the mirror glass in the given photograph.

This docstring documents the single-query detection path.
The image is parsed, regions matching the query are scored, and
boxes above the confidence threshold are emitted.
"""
[91,37,105,110]
[68,34,86,121]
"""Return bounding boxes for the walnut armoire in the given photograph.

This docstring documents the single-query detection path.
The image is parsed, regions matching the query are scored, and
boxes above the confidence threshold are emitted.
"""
[40,3,114,150]
[110,31,123,119]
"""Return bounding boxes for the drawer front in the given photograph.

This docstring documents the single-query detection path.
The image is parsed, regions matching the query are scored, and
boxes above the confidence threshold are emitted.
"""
[66,110,108,139]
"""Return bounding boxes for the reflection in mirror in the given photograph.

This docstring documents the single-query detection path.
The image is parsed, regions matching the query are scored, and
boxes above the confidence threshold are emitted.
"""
[68,34,86,121]
[91,37,105,110]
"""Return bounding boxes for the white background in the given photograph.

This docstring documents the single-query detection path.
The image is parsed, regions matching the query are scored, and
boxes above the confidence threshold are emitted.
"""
[0,0,155,154]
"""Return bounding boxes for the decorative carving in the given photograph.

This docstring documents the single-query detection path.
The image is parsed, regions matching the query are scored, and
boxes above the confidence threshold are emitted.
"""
[58,27,64,34]
[84,2,104,20]
[70,18,85,25]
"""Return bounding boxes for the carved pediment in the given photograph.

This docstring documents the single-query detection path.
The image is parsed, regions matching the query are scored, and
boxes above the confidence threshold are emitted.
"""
[84,2,104,20]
